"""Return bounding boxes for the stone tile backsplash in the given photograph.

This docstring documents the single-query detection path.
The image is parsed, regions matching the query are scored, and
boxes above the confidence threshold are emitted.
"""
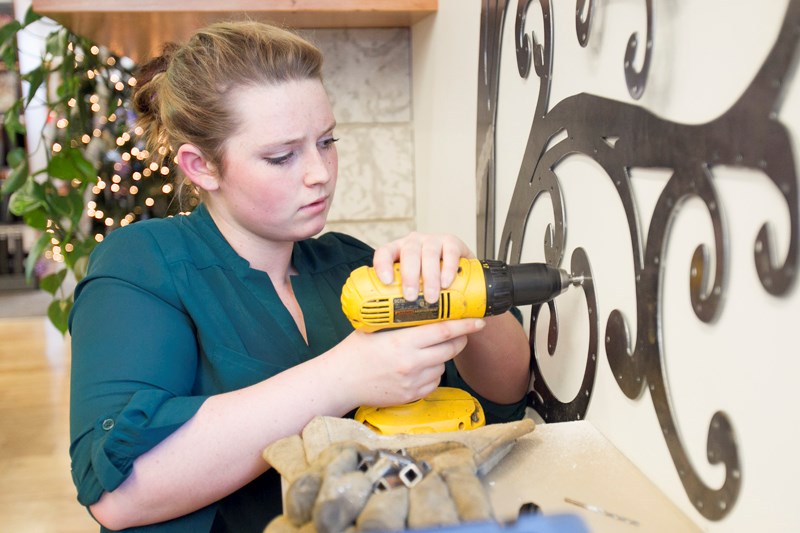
[330,123,414,222]
[302,28,411,124]
[301,28,415,248]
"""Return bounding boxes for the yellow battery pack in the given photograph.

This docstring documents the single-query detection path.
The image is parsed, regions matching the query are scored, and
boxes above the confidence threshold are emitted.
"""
[354,387,486,435]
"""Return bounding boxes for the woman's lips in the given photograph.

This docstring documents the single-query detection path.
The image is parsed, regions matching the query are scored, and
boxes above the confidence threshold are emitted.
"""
[301,196,328,213]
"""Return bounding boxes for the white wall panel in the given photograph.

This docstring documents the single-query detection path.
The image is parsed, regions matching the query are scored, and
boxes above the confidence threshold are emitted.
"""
[414,1,800,530]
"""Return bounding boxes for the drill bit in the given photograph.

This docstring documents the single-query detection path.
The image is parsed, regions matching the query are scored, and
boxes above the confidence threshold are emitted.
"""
[569,274,587,287]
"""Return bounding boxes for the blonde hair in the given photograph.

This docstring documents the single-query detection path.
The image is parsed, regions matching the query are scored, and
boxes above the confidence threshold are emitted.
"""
[132,21,323,192]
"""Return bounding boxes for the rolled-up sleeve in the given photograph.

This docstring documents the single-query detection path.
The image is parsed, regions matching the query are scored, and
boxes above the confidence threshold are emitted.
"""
[68,226,208,506]
[70,391,206,505]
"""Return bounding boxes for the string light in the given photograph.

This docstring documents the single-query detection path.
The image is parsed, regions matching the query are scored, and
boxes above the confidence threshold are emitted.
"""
[34,38,182,273]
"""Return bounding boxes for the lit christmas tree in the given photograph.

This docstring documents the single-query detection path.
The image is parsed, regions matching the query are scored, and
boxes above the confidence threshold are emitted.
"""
[1,10,179,331]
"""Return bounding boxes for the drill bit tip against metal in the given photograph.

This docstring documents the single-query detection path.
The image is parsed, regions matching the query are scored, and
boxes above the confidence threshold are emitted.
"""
[569,274,588,287]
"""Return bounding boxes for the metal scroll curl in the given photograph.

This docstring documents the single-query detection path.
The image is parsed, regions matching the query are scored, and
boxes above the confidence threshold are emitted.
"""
[527,247,598,422]
[476,0,799,521]
[574,0,654,98]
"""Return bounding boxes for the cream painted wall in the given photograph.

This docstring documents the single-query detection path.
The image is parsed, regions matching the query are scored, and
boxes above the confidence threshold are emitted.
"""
[306,28,417,247]
[411,1,481,245]
[413,0,800,531]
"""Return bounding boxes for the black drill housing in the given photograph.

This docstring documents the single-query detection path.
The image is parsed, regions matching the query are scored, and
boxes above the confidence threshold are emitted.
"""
[480,260,568,316]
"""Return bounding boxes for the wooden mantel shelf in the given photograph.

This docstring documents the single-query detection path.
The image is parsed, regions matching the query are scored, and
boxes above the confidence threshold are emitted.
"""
[31,0,437,63]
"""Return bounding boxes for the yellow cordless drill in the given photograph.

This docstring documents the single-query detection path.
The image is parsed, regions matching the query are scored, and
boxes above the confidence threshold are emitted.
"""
[341,258,582,435]
[341,257,580,332]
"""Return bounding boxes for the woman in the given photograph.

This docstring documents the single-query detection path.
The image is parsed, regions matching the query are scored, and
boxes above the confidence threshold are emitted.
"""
[68,21,530,532]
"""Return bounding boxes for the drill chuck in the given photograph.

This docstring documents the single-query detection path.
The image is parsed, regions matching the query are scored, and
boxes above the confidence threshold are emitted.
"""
[481,260,571,316]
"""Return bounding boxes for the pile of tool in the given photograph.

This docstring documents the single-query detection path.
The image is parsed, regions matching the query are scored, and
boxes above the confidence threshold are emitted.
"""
[262,416,536,532]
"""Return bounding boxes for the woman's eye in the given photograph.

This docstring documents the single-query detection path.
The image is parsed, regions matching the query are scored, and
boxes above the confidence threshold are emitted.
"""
[265,153,294,166]
[320,137,339,150]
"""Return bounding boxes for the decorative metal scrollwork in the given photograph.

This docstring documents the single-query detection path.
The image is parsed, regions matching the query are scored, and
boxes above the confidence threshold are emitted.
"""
[527,247,598,422]
[476,0,800,521]
[623,0,653,100]
[575,0,594,47]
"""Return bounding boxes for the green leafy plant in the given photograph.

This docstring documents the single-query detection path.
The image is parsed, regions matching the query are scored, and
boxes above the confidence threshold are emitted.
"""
[0,8,178,332]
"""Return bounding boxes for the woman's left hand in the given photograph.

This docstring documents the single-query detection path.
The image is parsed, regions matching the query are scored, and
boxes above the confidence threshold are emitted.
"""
[372,232,475,304]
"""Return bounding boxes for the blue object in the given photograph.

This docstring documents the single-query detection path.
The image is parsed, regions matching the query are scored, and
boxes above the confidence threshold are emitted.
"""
[410,514,590,533]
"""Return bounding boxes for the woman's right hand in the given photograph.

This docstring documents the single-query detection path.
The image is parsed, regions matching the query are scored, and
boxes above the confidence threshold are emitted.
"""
[328,318,486,409]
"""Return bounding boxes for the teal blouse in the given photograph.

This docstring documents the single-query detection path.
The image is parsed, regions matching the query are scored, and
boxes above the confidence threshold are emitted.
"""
[68,203,526,532]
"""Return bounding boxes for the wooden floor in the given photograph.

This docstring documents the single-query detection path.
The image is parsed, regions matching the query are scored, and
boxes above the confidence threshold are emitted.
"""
[0,316,97,532]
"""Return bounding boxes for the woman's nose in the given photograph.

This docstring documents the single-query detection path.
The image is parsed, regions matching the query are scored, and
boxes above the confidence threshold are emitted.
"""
[304,148,335,186]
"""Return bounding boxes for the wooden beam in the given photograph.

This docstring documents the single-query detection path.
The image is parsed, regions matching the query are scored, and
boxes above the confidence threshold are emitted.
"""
[31,0,437,63]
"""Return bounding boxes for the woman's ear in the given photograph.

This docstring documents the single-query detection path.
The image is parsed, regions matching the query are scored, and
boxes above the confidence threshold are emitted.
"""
[175,144,220,192]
